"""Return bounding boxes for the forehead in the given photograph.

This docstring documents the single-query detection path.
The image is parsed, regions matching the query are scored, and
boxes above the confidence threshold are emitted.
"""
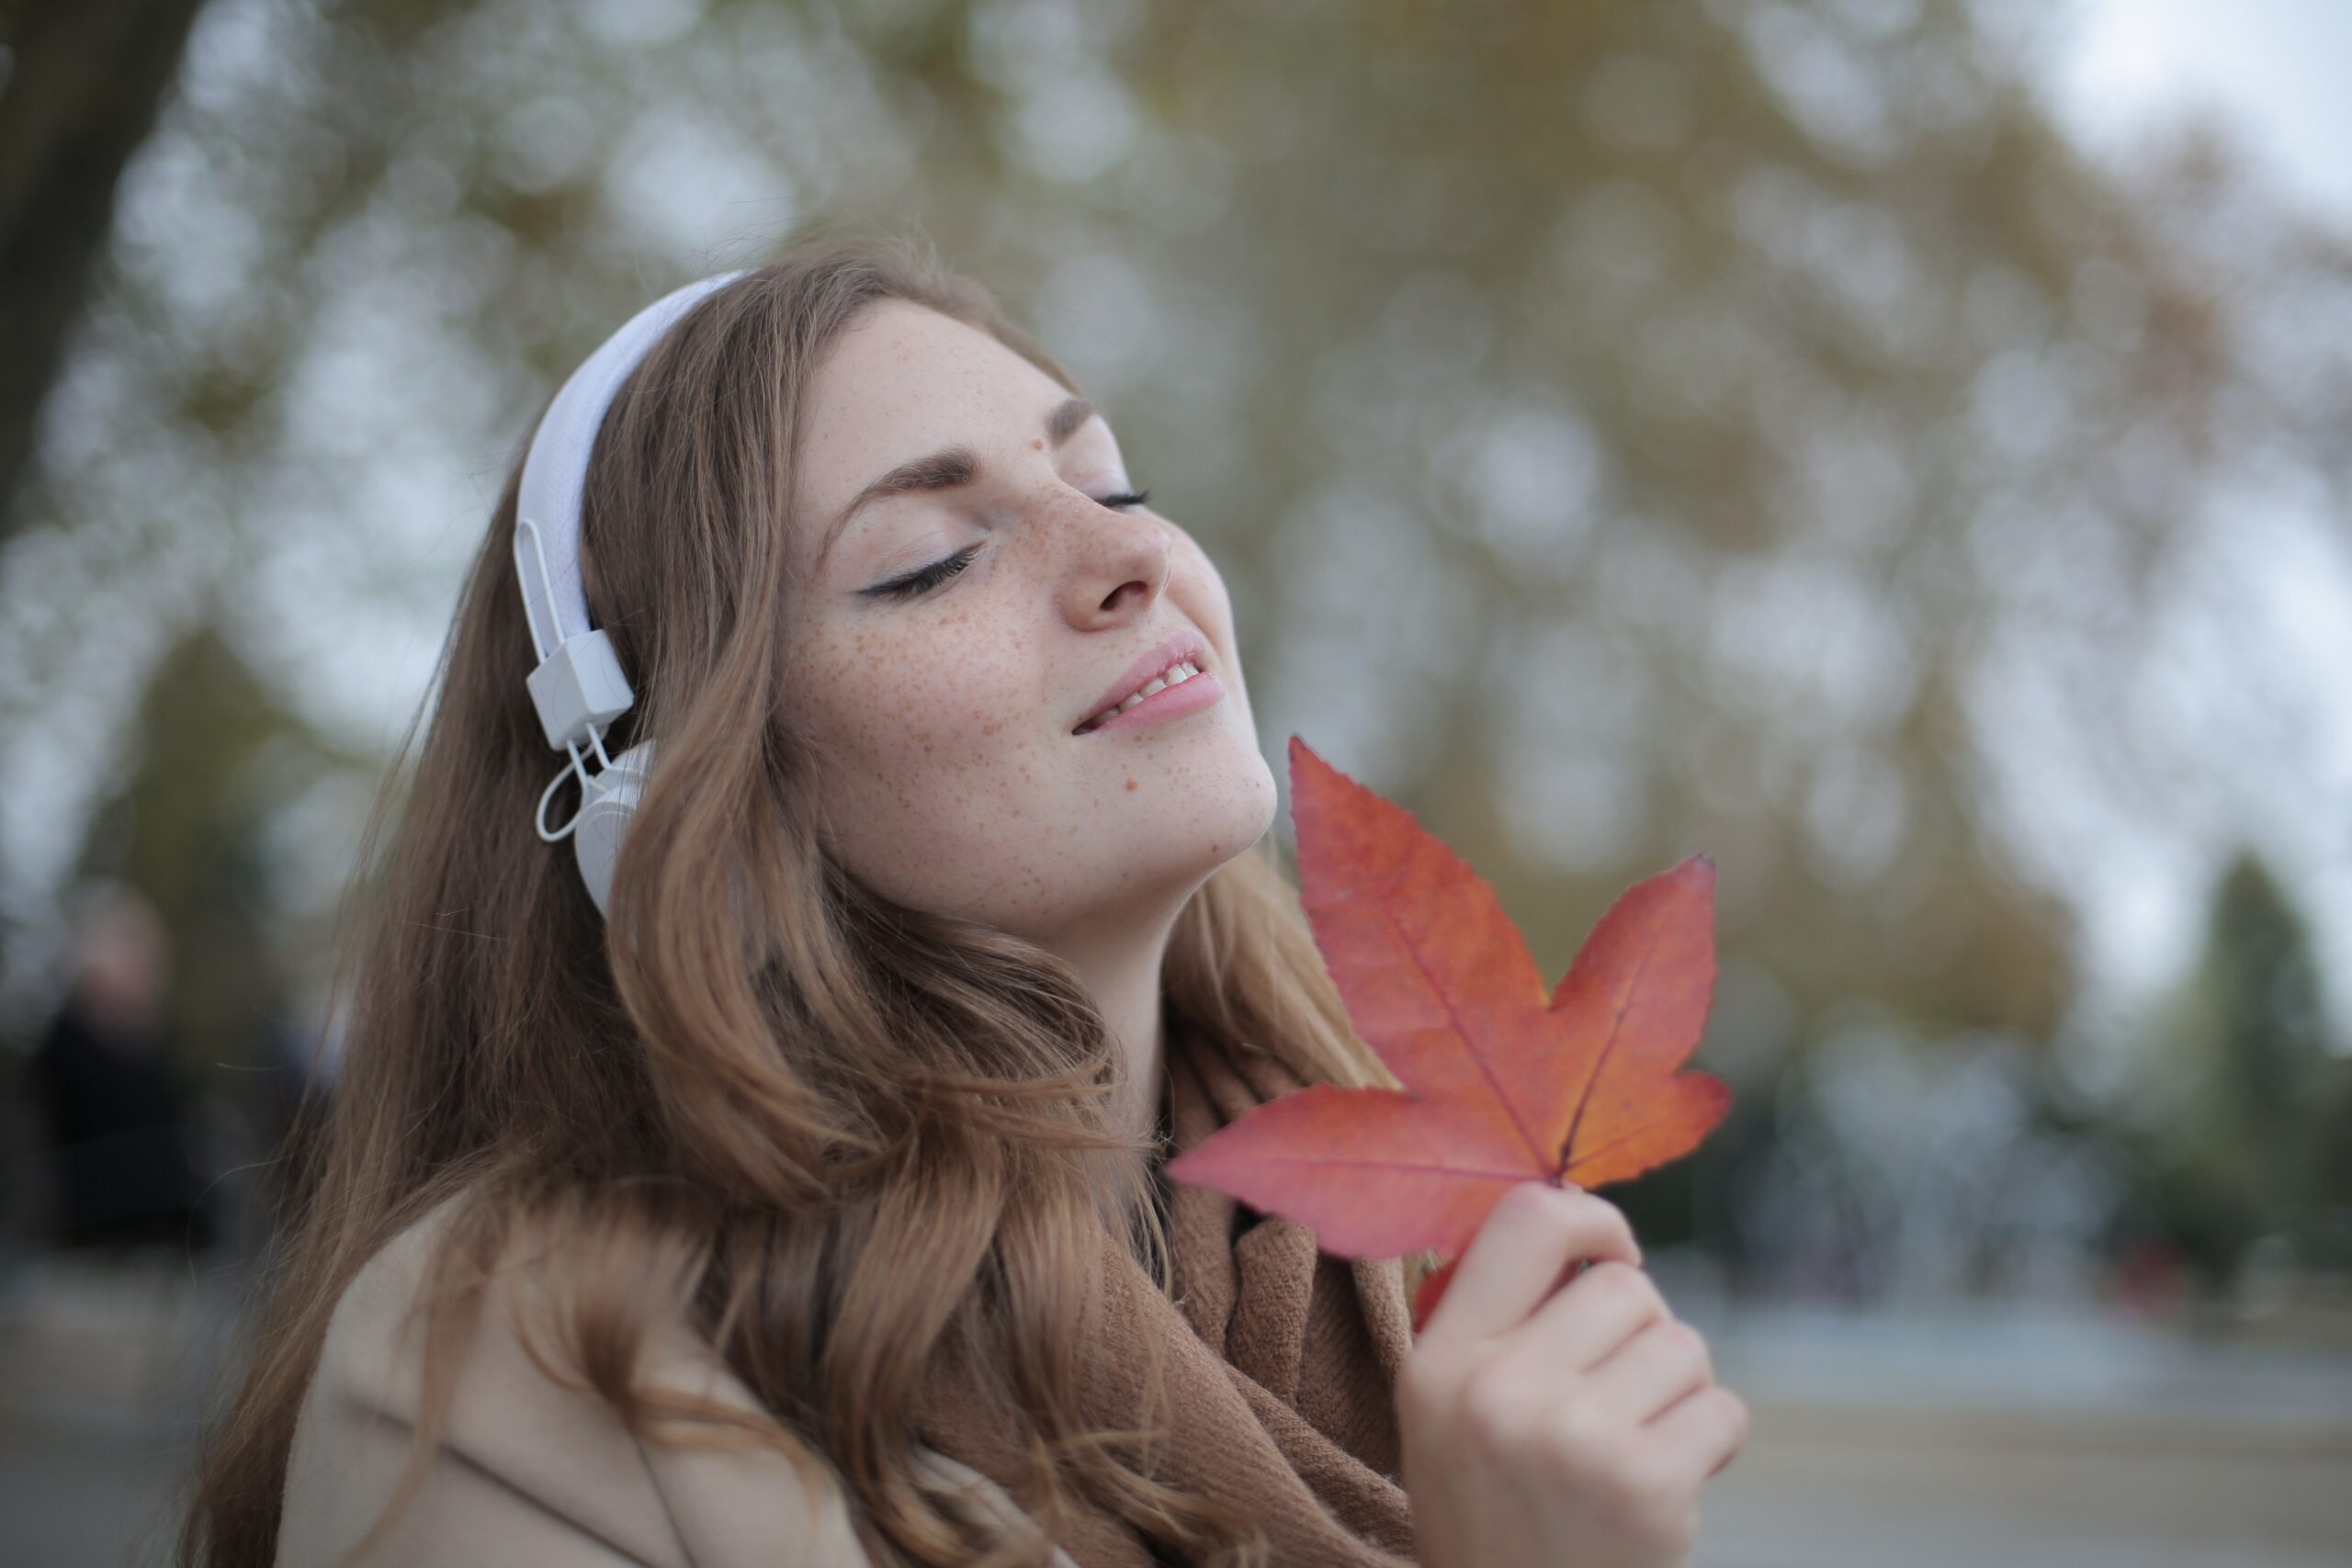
[794,300,1073,505]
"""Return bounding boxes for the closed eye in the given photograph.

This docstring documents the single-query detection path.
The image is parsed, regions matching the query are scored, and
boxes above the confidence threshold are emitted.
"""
[860,487,1153,601]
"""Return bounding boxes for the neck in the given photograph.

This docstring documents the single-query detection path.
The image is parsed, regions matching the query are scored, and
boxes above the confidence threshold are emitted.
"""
[1035,904,1181,1145]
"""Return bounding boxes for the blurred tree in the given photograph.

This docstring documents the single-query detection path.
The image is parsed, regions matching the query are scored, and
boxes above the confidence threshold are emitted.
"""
[2311,1039,2352,1270]
[73,612,357,1089]
[2118,851,2348,1283]
[0,0,2345,1233]
[1105,0,2165,1041]
[0,0,211,537]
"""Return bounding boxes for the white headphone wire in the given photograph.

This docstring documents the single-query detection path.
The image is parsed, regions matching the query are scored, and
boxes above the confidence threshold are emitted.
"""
[518,514,616,843]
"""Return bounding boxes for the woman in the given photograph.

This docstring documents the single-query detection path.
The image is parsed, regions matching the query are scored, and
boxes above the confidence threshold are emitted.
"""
[180,231,1747,1568]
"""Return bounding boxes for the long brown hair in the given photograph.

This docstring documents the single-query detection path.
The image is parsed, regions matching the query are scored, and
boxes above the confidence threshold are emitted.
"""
[178,229,1397,1568]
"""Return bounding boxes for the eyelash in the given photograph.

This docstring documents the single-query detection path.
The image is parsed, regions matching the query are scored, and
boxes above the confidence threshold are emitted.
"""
[868,489,1153,601]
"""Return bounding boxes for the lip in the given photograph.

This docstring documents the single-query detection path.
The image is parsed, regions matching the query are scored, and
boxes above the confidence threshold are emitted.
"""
[1083,668,1225,738]
[1073,629,1215,735]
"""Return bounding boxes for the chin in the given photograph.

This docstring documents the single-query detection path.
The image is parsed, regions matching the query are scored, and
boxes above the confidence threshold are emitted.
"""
[1228,741,1281,844]
[1192,744,1283,873]
[1107,748,1279,898]
[1185,713,1280,840]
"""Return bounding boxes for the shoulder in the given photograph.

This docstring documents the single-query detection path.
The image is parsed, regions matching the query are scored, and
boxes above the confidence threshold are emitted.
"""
[279,1195,875,1568]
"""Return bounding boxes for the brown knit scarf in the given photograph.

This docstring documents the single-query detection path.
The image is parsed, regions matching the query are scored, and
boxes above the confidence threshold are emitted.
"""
[911,1024,1422,1566]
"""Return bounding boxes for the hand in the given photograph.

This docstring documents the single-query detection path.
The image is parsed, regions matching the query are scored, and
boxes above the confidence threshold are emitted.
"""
[1395,1181,1748,1568]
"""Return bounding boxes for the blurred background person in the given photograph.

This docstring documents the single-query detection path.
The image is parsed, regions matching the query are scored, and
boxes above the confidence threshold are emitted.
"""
[27,882,215,1255]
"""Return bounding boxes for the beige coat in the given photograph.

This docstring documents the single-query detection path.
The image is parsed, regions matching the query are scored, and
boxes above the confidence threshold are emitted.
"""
[277,1201,1080,1567]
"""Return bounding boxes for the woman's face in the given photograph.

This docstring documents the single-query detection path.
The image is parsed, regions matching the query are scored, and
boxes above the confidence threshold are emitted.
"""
[778,300,1277,953]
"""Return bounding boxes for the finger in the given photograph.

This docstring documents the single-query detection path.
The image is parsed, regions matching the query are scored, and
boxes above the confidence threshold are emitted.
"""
[1500,1257,1669,1376]
[1578,1315,1713,1428]
[1639,1383,1749,1483]
[1418,1180,1641,1346]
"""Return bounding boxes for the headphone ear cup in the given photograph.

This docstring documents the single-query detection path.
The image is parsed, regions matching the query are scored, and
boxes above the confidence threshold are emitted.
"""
[572,741,656,919]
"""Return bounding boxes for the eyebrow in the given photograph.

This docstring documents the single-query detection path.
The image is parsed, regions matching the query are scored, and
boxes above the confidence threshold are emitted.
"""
[814,395,1098,570]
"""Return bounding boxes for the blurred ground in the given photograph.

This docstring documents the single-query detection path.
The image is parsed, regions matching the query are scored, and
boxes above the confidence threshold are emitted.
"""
[4,1251,2346,1568]
[1702,1397,2349,1568]
[0,1250,236,1568]
[1690,1293,2352,1567]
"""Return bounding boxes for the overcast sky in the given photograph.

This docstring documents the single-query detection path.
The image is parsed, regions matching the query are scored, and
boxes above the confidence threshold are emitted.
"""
[2038,0,2352,1038]
[2051,0,2352,231]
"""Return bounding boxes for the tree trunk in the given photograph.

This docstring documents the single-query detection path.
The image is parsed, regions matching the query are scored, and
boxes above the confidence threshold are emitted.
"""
[0,0,209,541]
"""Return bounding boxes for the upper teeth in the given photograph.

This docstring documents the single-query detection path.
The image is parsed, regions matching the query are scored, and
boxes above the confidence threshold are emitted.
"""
[1083,660,1200,731]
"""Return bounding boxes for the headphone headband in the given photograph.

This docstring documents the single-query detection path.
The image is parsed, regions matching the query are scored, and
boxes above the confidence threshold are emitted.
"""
[512,269,749,916]
[515,270,749,659]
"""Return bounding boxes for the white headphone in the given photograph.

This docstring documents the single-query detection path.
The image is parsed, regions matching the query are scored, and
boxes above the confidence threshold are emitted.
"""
[513,271,748,918]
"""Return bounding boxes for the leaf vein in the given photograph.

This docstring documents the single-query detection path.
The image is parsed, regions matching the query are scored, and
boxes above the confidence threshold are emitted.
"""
[1385,902,1553,1171]
[1210,1153,1532,1179]
[1556,927,1661,1171]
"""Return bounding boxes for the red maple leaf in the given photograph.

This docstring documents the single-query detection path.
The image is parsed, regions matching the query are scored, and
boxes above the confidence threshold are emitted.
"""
[1166,737,1733,1325]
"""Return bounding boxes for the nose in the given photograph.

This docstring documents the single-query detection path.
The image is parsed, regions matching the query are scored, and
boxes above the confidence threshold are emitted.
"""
[1057,490,1172,627]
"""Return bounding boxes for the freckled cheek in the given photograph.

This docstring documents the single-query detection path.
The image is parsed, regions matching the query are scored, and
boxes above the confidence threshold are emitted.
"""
[808,643,1038,768]
[1174,550,1244,673]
